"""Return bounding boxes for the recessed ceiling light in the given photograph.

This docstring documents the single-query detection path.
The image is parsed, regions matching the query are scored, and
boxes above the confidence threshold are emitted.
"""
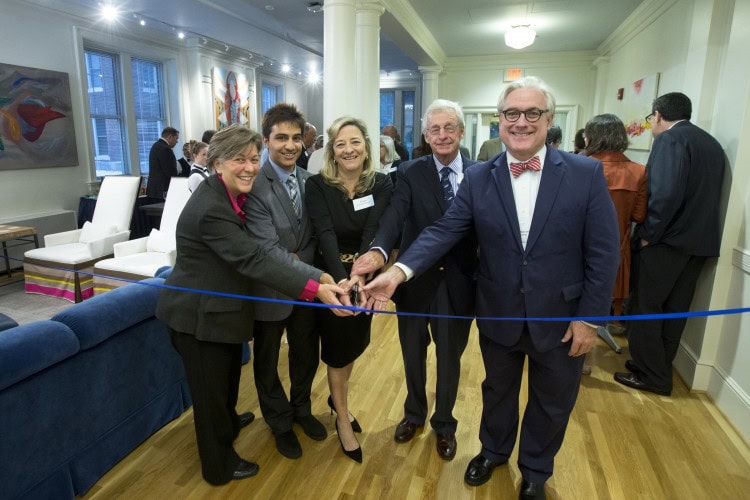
[139,19,146,26]
[101,4,119,22]
[265,5,274,11]
[177,31,185,39]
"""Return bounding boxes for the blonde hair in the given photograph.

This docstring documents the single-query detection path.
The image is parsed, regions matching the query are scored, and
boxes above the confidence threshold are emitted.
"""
[320,116,376,196]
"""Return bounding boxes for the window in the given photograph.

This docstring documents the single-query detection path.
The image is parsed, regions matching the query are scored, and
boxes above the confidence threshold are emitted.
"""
[85,49,126,177]
[261,83,283,115]
[380,88,418,160]
[131,58,165,174]
[402,91,415,155]
[84,47,168,177]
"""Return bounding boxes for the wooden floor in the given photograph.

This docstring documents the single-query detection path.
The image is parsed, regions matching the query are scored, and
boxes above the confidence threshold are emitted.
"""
[81,310,750,499]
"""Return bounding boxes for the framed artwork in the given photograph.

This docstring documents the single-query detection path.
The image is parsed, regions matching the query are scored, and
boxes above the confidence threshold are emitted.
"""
[619,73,660,150]
[0,62,78,170]
[211,67,251,130]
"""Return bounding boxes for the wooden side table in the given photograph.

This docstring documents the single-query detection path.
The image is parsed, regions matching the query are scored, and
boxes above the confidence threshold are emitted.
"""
[0,224,39,277]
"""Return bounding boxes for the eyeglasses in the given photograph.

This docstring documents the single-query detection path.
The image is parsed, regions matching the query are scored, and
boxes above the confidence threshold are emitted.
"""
[426,124,459,136]
[645,112,654,122]
[500,108,549,122]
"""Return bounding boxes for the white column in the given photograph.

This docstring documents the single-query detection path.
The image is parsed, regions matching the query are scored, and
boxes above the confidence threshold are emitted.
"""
[418,65,442,110]
[355,1,385,158]
[323,0,357,137]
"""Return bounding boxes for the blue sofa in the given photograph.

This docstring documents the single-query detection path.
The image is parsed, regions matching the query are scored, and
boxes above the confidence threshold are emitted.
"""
[0,277,191,499]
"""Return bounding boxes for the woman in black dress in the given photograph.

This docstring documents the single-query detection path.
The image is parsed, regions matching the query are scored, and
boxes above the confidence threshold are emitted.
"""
[306,117,393,463]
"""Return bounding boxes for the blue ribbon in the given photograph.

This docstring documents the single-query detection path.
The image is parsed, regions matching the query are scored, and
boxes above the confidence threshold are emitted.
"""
[7,255,746,322]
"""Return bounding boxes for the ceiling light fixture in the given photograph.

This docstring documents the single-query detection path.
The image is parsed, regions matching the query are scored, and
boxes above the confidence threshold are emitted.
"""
[101,4,119,22]
[281,64,291,73]
[307,2,323,13]
[177,31,185,39]
[505,25,536,50]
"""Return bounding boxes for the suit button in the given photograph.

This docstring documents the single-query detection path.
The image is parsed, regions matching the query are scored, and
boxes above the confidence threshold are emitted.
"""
[520,288,525,294]
[522,260,528,266]
[438,266,445,271]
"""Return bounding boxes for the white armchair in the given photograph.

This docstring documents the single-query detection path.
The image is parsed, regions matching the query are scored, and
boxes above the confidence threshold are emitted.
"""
[24,176,140,302]
[93,178,190,294]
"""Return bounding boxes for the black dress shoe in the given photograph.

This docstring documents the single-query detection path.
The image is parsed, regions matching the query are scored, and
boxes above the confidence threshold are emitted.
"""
[519,479,546,499]
[436,433,457,460]
[274,430,302,459]
[335,417,362,463]
[464,453,504,486]
[294,414,327,441]
[614,372,671,396]
[394,418,422,443]
[232,459,259,480]
[239,412,255,428]
[327,395,362,433]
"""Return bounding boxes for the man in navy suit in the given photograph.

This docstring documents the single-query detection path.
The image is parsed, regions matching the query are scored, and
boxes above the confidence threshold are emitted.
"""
[365,77,619,499]
[146,126,179,201]
[615,92,725,396]
[352,99,478,461]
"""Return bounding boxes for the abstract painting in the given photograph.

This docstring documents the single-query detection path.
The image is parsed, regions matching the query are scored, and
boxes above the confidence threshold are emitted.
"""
[618,73,660,150]
[0,62,78,170]
[211,67,251,130]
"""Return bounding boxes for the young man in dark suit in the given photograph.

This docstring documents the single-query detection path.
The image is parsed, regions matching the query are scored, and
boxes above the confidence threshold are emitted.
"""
[365,77,620,499]
[243,104,326,459]
[146,126,179,201]
[353,100,478,462]
[615,92,725,396]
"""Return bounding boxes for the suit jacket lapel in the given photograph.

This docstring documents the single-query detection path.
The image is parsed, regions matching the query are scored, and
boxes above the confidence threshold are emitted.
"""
[417,155,445,210]
[524,150,564,254]
[491,153,524,251]
[263,163,300,236]
[296,167,309,237]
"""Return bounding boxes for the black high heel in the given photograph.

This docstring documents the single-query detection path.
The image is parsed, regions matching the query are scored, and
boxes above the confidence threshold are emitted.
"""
[335,417,362,463]
[328,395,362,433]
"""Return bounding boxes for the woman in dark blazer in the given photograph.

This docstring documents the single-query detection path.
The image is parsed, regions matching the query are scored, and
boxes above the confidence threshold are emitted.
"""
[156,124,348,485]
[306,117,393,463]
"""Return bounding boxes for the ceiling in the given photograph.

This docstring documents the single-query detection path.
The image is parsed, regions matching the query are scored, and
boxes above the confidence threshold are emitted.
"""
[24,0,644,76]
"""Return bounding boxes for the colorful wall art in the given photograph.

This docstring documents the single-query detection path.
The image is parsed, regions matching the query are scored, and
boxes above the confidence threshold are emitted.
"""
[212,68,251,130]
[0,63,78,170]
[618,73,660,150]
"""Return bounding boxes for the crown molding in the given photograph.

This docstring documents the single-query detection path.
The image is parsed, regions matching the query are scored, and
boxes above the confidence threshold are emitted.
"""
[381,0,446,66]
[443,51,598,71]
[597,0,680,56]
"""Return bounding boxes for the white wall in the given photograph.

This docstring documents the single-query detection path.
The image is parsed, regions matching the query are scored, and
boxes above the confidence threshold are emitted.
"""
[0,1,90,220]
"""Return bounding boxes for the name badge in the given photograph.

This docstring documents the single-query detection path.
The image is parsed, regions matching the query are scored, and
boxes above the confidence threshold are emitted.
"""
[352,194,375,211]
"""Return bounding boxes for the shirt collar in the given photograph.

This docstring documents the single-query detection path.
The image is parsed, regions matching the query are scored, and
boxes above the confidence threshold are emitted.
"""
[506,145,547,171]
[268,158,295,183]
[217,174,247,224]
[433,152,463,175]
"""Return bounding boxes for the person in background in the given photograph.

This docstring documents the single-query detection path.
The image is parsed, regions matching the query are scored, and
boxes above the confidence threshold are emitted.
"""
[306,116,394,463]
[382,124,410,162]
[202,129,217,144]
[188,141,209,193]
[573,128,587,155]
[297,122,317,170]
[615,92,725,396]
[477,136,503,162]
[411,133,432,159]
[146,126,179,202]
[379,135,401,184]
[156,124,349,485]
[244,104,326,459]
[178,140,196,177]
[546,126,562,149]
[352,99,477,463]
[584,114,647,333]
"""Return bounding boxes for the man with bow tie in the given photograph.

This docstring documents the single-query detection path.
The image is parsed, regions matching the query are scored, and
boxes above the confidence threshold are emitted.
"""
[365,77,619,500]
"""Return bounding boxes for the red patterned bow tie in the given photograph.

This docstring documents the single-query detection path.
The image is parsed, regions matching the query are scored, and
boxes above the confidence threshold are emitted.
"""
[509,156,541,177]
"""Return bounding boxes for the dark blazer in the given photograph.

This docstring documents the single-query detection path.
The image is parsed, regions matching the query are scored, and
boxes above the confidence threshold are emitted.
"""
[243,162,317,322]
[395,141,410,162]
[398,148,620,352]
[636,120,725,256]
[177,157,191,177]
[156,175,322,343]
[147,138,177,200]
[297,149,311,170]
[373,154,478,314]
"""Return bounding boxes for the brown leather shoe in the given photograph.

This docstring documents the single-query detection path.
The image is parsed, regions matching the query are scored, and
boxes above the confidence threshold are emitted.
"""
[436,433,457,460]
[394,418,422,443]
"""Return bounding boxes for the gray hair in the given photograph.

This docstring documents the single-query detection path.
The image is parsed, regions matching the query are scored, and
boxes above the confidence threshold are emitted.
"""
[207,124,262,170]
[497,76,556,117]
[421,99,465,136]
[380,135,400,163]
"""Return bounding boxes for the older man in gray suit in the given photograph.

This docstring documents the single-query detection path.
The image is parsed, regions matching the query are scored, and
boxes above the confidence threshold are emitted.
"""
[243,104,325,459]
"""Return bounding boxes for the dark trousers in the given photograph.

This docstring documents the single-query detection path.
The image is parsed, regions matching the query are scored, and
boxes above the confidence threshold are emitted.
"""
[628,243,706,391]
[170,329,244,485]
[478,326,583,483]
[252,306,319,434]
[397,279,472,434]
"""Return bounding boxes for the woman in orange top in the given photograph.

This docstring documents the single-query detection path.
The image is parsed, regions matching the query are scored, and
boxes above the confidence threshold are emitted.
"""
[585,114,647,326]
